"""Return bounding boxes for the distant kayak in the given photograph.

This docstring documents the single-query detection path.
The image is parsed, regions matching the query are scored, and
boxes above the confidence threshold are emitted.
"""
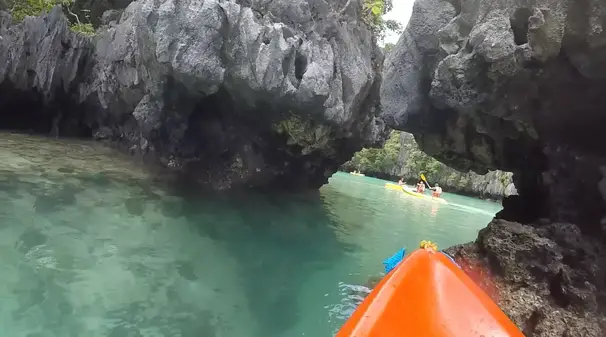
[384,183,448,204]
[350,172,365,177]
[336,248,524,337]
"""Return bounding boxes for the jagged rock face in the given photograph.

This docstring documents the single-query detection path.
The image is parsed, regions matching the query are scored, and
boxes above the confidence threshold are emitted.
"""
[0,1,385,190]
[72,0,133,26]
[381,0,606,230]
[446,219,606,337]
[0,10,95,137]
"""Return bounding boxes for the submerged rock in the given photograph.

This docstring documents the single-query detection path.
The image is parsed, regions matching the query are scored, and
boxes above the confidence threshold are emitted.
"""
[0,0,385,190]
[0,133,152,182]
[383,0,606,335]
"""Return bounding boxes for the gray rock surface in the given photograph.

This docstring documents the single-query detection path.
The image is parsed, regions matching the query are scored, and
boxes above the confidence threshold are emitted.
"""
[0,8,94,136]
[0,0,386,190]
[382,0,606,228]
[72,0,133,26]
[446,219,606,337]
[383,0,606,335]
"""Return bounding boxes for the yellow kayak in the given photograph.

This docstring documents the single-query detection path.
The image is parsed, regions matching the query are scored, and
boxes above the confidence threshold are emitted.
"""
[384,183,404,191]
[384,183,448,204]
[402,186,425,198]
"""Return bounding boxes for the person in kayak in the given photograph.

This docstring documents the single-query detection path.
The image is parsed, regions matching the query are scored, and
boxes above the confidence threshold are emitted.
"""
[398,178,404,186]
[416,181,425,193]
[430,184,442,198]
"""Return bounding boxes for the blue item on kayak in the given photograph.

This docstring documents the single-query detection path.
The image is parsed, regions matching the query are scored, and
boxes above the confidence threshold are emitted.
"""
[383,248,406,273]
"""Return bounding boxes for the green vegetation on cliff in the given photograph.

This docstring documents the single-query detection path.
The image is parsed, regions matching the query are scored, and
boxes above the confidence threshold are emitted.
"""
[346,131,401,174]
[343,131,516,199]
[345,131,441,179]
[348,0,402,40]
[2,0,95,35]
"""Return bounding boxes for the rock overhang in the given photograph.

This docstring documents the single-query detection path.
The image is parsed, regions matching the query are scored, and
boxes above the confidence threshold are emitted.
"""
[0,0,388,190]
[381,0,606,226]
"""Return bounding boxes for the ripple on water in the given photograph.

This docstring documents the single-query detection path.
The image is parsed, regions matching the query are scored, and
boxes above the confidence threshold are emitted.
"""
[0,133,261,337]
[0,135,501,337]
[331,282,372,320]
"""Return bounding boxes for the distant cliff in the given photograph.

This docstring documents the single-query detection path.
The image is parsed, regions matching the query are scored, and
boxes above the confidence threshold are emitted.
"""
[342,131,516,199]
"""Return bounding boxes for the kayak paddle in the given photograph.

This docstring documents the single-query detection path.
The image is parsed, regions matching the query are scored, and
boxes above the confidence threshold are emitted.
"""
[420,174,432,189]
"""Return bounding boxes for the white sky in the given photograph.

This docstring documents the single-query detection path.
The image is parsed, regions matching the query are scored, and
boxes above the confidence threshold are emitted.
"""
[383,0,415,45]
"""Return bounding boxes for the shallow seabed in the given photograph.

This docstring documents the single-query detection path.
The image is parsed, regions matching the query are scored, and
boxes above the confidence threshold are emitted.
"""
[0,133,501,337]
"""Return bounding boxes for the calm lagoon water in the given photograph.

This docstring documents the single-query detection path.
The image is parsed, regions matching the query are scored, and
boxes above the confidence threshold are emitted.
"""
[0,134,502,337]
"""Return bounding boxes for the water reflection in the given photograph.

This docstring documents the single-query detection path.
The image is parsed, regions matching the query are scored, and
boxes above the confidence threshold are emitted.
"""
[430,203,440,217]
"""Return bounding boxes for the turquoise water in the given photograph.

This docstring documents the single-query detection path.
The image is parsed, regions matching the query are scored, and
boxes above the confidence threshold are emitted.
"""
[0,135,502,337]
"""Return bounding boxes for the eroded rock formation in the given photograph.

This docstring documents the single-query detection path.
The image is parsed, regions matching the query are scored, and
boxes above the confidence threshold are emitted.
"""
[446,220,606,336]
[382,0,606,227]
[0,0,386,190]
[382,0,606,335]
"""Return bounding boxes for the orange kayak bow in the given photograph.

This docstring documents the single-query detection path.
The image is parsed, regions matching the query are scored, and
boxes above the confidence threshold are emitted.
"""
[336,248,524,337]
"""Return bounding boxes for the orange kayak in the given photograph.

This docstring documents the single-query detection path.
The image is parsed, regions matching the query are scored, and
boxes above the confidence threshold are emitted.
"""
[336,249,524,337]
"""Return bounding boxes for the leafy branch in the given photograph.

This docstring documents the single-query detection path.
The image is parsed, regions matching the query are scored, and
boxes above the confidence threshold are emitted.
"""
[361,0,403,40]
[5,0,95,36]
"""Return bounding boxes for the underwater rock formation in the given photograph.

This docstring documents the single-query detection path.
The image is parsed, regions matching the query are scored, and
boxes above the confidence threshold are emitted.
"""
[0,0,385,190]
[383,0,606,335]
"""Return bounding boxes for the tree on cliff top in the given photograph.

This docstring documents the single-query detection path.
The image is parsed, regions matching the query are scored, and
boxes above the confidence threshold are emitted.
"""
[4,0,94,35]
[339,0,402,41]
[363,0,403,40]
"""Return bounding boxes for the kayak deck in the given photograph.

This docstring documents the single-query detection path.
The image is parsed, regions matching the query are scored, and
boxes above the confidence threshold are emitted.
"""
[337,249,523,337]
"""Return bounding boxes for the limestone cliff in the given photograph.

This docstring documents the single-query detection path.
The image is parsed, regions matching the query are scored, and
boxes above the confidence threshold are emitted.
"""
[343,131,516,199]
[382,0,606,335]
[0,0,386,190]
[391,132,515,199]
